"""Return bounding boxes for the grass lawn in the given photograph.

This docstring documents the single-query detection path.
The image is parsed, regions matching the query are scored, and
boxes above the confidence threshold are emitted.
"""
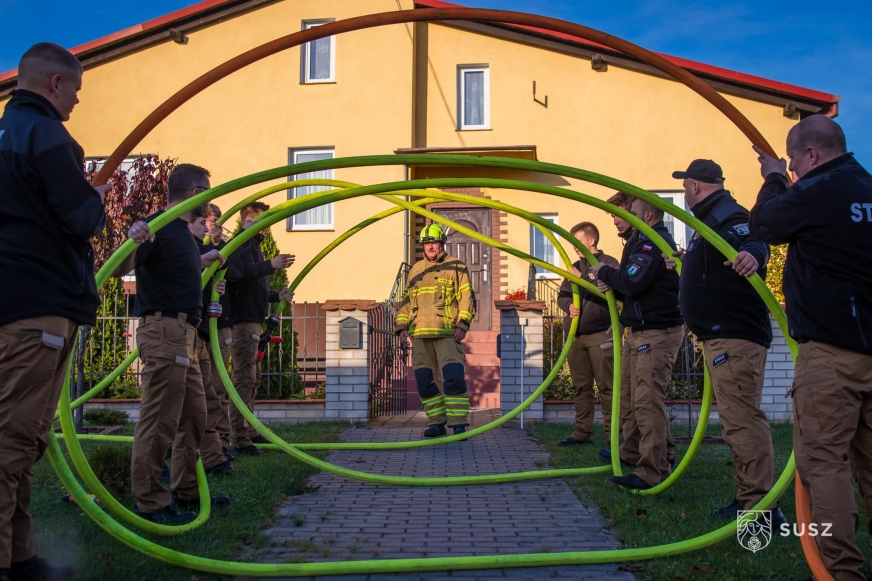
[31,421,348,581]
[534,422,872,581]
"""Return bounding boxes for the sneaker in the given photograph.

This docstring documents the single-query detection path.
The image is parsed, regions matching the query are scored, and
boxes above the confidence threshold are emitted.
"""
[598,448,634,468]
[9,555,74,581]
[449,423,470,436]
[204,461,245,476]
[229,445,262,457]
[172,492,231,511]
[423,424,447,438]
[711,498,741,518]
[158,464,170,485]
[556,437,592,447]
[222,447,235,462]
[134,505,196,525]
[250,434,271,445]
[610,474,653,491]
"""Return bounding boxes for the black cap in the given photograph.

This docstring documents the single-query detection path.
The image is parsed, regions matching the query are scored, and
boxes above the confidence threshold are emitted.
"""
[672,159,724,184]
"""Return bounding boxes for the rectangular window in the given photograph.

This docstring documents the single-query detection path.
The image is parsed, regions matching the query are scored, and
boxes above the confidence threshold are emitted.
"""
[301,20,335,83]
[653,191,692,251]
[457,65,489,130]
[287,148,335,230]
[530,214,559,278]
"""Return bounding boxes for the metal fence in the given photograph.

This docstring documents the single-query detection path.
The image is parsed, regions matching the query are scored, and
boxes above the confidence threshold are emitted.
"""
[71,285,326,400]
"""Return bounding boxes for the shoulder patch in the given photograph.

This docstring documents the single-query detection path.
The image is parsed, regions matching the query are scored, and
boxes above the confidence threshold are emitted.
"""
[637,344,650,353]
[642,244,653,252]
[733,223,750,236]
[712,352,728,366]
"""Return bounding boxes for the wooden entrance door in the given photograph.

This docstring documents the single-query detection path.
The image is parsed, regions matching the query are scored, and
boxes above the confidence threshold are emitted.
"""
[434,208,492,330]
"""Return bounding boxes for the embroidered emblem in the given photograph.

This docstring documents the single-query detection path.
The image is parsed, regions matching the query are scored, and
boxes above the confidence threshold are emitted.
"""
[713,353,729,366]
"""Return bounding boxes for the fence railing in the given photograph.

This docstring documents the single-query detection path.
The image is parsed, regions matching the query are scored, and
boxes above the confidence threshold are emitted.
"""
[71,286,325,400]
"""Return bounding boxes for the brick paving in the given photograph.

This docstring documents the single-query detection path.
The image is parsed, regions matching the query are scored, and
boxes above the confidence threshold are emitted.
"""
[239,422,636,581]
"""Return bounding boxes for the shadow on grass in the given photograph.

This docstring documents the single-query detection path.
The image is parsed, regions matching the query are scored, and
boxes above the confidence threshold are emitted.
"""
[534,422,871,581]
[33,421,348,581]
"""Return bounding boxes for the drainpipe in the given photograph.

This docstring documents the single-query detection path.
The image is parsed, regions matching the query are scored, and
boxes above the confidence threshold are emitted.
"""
[520,316,527,429]
[403,165,409,265]
[824,100,840,119]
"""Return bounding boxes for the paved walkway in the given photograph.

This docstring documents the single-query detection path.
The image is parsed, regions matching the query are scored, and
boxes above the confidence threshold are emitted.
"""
[239,425,636,581]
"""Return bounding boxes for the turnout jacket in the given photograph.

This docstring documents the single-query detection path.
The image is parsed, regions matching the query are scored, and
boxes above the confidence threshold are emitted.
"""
[597,221,682,331]
[226,232,280,325]
[557,250,620,337]
[749,153,872,354]
[0,90,106,327]
[680,190,772,347]
[395,252,476,338]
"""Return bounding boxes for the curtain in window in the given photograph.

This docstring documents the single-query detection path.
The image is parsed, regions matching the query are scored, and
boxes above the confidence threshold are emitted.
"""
[464,70,484,126]
[292,151,334,227]
[309,36,331,80]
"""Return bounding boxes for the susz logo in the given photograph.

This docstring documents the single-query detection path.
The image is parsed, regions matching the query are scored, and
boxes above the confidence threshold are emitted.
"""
[737,510,833,553]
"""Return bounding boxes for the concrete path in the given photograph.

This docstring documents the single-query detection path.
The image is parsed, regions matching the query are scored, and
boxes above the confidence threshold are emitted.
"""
[239,423,636,581]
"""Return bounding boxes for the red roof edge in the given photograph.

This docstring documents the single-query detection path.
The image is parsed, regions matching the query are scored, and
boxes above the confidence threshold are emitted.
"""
[415,0,838,105]
[0,0,236,84]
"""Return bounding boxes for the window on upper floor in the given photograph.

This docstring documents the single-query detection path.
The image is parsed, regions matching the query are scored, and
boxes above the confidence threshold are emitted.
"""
[301,20,336,83]
[457,65,490,130]
[287,148,335,230]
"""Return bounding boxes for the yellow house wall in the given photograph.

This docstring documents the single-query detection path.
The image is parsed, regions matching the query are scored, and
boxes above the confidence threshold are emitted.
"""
[422,23,796,293]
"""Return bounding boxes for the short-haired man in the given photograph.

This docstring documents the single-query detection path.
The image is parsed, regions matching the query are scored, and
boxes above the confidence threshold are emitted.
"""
[750,115,872,581]
[0,42,108,581]
[116,164,227,524]
[668,159,784,525]
[592,197,683,490]
[556,222,620,447]
[225,202,293,457]
[396,223,476,437]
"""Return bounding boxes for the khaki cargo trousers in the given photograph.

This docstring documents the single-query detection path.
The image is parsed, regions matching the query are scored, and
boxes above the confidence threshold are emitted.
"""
[567,330,614,442]
[0,316,76,567]
[230,322,262,449]
[621,326,683,487]
[792,341,872,581]
[702,338,773,510]
[197,336,226,470]
[131,314,206,512]
[210,327,233,449]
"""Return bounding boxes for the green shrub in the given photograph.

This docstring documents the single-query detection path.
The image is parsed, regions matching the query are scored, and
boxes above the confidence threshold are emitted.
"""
[87,444,132,496]
[83,408,130,426]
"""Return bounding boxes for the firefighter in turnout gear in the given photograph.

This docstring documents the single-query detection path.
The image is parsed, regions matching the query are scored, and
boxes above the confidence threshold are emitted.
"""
[396,223,476,438]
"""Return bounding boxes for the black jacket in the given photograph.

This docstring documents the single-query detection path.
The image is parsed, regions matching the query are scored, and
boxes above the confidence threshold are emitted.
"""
[597,221,683,331]
[226,232,279,325]
[557,250,620,337]
[749,153,872,354]
[680,190,772,347]
[0,90,106,327]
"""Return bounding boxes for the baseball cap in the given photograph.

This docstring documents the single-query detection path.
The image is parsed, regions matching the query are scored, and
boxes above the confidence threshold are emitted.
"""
[671,159,724,184]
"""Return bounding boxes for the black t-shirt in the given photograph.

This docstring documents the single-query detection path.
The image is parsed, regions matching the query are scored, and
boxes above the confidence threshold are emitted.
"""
[134,210,202,323]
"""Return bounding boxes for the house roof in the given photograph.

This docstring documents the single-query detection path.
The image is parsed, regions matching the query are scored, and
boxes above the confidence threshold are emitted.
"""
[0,0,839,111]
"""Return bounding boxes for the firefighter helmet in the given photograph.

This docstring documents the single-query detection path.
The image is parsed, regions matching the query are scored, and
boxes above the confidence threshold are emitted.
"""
[420,223,446,244]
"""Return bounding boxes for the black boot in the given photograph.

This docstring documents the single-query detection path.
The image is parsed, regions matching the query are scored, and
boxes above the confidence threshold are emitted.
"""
[449,423,470,436]
[205,460,245,476]
[9,556,74,581]
[222,447,235,462]
[251,434,270,445]
[172,491,231,511]
[711,498,741,518]
[228,444,262,456]
[423,424,447,438]
[134,505,196,525]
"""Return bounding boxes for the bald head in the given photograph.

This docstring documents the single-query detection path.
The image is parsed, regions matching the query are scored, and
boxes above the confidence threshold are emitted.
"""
[786,115,848,179]
[17,43,83,121]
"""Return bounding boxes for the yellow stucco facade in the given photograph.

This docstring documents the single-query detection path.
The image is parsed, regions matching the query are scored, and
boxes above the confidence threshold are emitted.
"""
[2,0,813,308]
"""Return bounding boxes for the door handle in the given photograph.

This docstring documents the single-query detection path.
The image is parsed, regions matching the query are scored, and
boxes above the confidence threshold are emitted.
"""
[483,263,488,282]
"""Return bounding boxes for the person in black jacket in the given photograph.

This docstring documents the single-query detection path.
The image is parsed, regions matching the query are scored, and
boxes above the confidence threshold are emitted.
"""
[750,115,872,581]
[555,222,620,447]
[225,202,293,457]
[666,159,784,526]
[592,198,683,490]
[0,43,108,581]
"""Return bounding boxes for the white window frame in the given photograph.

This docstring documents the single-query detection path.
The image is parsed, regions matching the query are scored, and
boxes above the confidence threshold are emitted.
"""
[651,191,692,251]
[287,148,335,231]
[530,213,560,279]
[457,65,490,130]
[301,20,336,84]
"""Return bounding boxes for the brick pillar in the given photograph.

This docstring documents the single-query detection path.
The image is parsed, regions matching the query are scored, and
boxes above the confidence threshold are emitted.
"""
[322,300,378,425]
[762,313,794,422]
[495,300,546,425]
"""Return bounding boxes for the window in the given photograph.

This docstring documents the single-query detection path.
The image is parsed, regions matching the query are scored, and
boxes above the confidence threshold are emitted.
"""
[287,148,334,230]
[653,191,692,251]
[301,20,335,83]
[457,65,489,130]
[530,214,560,278]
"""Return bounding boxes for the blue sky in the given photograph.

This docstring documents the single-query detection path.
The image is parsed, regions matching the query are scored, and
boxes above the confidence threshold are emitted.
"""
[1,0,869,163]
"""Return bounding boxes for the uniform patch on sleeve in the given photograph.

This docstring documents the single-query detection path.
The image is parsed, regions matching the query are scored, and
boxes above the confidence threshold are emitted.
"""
[642,244,653,251]
[627,264,639,276]
[712,353,729,366]
[733,223,750,236]
[637,344,650,353]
